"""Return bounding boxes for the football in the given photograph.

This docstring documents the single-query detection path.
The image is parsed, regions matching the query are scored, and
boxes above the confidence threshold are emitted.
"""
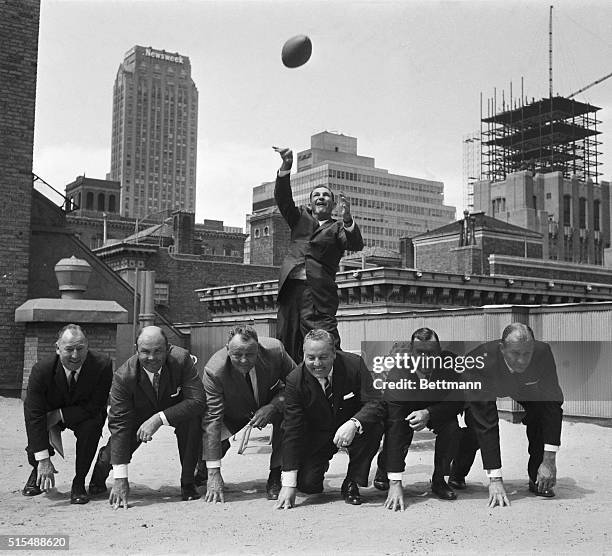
[281,35,312,68]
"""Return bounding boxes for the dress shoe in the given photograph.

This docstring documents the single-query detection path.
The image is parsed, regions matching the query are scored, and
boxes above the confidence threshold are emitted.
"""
[431,478,457,500]
[266,468,282,500]
[194,467,208,488]
[529,479,555,498]
[340,478,362,506]
[88,448,110,496]
[373,468,389,491]
[448,475,466,490]
[22,469,42,497]
[180,483,201,501]
[70,482,90,505]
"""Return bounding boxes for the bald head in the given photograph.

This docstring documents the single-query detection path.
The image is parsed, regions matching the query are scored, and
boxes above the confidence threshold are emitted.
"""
[500,323,535,373]
[136,326,168,373]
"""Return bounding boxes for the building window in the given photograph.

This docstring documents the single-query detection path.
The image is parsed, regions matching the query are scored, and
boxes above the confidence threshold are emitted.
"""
[108,195,116,212]
[579,197,586,229]
[263,226,269,236]
[86,192,94,210]
[563,195,571,224]
[97,193,105,212]
[154,283,169,306]
[254,228,260,238]
[594,200,600,231]
[546,192,552,199]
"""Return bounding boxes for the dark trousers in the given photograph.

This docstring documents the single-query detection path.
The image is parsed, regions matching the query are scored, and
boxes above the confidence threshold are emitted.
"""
[378,403,460,478]
[452,407,546,483]
[27,415,105,486]
[297,422,383,494]
[97,416,202,484]
[277,279,340,362]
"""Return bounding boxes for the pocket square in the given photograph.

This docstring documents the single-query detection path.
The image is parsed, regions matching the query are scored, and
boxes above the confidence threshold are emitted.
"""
[343,392,355,400]
[170,386,182,398]
[523,380,539,386]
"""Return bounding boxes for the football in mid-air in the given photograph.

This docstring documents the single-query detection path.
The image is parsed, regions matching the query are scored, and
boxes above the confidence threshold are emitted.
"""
[281,35,312,68]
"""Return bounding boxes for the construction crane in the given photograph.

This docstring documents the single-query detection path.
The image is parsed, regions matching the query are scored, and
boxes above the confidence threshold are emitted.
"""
[568,71,612,99]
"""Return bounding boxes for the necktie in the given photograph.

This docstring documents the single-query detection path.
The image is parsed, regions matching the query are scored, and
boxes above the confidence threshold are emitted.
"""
[324,377,333,405]
[245,372,255,398]
[152,371,160,397]
[69,371,77,395]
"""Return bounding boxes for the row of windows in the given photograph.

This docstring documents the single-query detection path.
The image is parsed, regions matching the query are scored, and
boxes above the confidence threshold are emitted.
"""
[69,192,117,213]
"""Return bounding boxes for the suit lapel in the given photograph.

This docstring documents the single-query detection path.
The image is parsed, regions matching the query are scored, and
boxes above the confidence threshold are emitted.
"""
[331,359,346,415]
[54,358,69,399]
[302,366,333,418]
[229,362,257,412]
[310,218,336,240]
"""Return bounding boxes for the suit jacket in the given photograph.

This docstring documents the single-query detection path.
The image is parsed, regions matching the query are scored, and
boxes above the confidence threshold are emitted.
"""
[282,351,384,472]
[24,351,113,454]
[275,173,364,315]
[202,337,296,461]
[108,345,206,466]
[383,350,464,428]
[464,340,564,469]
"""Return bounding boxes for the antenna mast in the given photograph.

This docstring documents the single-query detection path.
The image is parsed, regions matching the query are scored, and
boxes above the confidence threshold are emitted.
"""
[549,5,553,98]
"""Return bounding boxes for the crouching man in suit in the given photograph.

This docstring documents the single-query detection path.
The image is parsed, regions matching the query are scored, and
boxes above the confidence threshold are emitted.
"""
[449,323,564,507]
[380,328,464,511]
[275,329,384,509]
[201,325,296,502]
[88,326,206,508]
[22,324,112,504]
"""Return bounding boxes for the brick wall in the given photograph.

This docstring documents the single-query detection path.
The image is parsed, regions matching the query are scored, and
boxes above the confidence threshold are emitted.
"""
[0,0,40,391]
[21,322,118,395]
[149,251,279,323]
[250,213,290,266]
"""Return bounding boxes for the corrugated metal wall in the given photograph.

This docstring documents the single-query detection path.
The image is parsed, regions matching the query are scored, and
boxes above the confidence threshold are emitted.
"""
[189,304,612,418]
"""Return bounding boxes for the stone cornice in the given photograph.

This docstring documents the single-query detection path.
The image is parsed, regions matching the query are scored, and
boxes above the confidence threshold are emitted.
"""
[196,266,612,319]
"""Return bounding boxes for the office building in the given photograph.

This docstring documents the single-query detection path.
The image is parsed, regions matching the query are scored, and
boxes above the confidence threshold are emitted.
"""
[251,131,456,256]
[110,45,198,219]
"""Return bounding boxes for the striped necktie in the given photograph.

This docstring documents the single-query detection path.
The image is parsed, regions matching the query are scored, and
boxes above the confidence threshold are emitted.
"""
[323,377,333,405]
[152,371,160,397]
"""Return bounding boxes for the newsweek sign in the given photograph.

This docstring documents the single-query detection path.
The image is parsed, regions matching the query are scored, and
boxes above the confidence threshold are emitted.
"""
[144,48,184,64]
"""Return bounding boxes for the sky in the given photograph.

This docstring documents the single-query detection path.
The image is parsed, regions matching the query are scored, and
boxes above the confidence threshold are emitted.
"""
[33,0,612,229]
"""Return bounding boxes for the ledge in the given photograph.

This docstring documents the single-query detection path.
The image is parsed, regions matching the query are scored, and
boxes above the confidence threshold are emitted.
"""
[15,298,129,323]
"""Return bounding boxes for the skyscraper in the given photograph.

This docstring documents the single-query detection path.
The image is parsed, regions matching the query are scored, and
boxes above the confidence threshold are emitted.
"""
[110,46,198,219]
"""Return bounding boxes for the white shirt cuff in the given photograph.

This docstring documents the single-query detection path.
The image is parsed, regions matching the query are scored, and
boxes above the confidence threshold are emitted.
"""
[387,472,403,481]
[206,460,221,469]
[58,409,64,422]
[34,450,50,461]
[159,411,169,426]
[349,418,363,434]
[281,470,298,488]
[343,220,355,232]
[113,464,128,479]
[278,169,290,177]
[544,444,559,452]
[486,468,503,478]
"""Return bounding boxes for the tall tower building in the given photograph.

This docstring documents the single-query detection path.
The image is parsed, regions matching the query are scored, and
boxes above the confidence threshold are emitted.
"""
[110,46,198,219]
[462,131,481,212]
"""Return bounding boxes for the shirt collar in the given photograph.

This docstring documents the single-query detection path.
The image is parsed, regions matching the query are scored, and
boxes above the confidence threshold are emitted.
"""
[142,366,163,380]
[62,365,82,376]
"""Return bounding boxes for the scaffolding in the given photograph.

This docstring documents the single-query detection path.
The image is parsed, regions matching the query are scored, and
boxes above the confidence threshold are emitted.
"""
[481,94,602,184]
